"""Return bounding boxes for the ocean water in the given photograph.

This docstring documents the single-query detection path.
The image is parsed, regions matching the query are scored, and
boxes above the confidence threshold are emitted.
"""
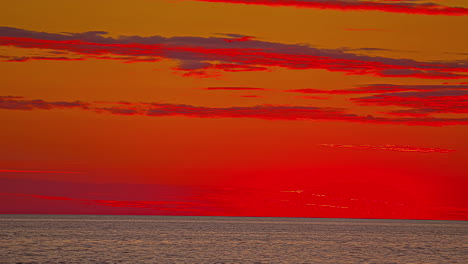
[0,215,466,264]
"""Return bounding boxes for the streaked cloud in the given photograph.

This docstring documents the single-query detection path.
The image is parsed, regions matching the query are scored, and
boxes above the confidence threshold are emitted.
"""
[2,95,468,126]
[186,0,468,16]
[1,55,85,62]
[345,28,390,31]
[0,169,81,174]
[288,83,468,95]
[319,144,455,153]
[238,95,262,98]
[352,90,468,115]
[1,27,466,79]
[204,87,267,90]
[0,96,89,110]
[0,192,213,213]
[295,95,330,100]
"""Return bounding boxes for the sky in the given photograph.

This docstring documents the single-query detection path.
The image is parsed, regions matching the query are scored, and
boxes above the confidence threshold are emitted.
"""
[0,0,467,220]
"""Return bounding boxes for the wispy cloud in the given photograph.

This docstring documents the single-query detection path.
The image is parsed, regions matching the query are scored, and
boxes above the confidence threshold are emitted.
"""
[222,35,255,42]
[345,28,391,31]
[352,90,468,115]
[0,169,81,174]
[295,95,330,100]
[185,0,468,16]
[1,27,466,79]
[0,192,213,214]
[319,144,456,153]
[288,83,468,95]
[239,95,262,98]
[204,87,267,91]
[2,95,468,126]
[0,96,88,110]
[1,55,85,62]
[287,84,468,118]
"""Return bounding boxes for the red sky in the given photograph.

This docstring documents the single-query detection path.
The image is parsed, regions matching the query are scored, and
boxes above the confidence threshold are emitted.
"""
[0,0,467,220]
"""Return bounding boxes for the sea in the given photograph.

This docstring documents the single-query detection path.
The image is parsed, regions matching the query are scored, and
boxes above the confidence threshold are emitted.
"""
[0,215,466,264]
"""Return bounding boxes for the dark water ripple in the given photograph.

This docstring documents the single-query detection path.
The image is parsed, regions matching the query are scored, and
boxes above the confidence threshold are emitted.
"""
[0,215,466,264]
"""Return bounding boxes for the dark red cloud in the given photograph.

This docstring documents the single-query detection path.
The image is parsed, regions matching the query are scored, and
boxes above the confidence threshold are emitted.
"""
[1,56,85,62]
[239,95,262,98]
[295,95,330,100]
[0,192,213,213]
[372,69,465,79]
[209,63,270,72]
[385,109,437,117]
[223,36,254,42]
[139,103,352,120]
[174,63,270,78]
[352,90,468,115]
[1,27,466,79]
[288,84,468,95]
[205,87,266,90]
[187,0,468,16]
[289,88,371,95]
[0,178,216,215]
[94,107,140,115]
[0,169,81,174]
[345,28,390,31]
[0,96,89,110]
[319,144,455,153]
[2,95,468,126]
[175,70,222,78]
[86,55,162,63]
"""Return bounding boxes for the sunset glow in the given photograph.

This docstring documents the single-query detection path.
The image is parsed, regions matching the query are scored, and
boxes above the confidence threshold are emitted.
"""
[1,0,467,221]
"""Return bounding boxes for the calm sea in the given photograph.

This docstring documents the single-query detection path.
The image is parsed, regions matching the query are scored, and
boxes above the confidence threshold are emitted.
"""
[0,215,466,264]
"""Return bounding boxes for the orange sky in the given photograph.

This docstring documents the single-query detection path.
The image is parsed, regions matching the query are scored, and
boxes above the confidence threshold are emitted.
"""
[0,0,467,220]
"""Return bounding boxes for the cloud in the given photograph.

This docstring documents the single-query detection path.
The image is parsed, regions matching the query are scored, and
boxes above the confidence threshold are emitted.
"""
[86,55,162,63]
[288,83,468,95]
[1,54,160,64]
[175,63,270,77]
[286,84,468,95]
[0,169,81,174]
[186,0,468,16]
[0,192,213,213]
[345,28,391,31]
[289,88,368,95]
[239,95,262,98]
[295,95,330,100]
[1,56,85,62]
[94,107,140,115]
[205,87,267,90]
[352,90,468,115]
[178,60,213,70]
[223,36,255,42]
[142,103,352,120]
[363,83,468,92]
[374,90,468,98]
[373,69,465,79]
[385,108,439,117]
[1,26,466,79]
[319,144,456,153]
[2,95,468,126]
[0,96,89,110]
[92,103,468,126]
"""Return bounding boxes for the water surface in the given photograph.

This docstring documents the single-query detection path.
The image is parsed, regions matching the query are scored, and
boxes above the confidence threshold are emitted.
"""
[0,215,466,263]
